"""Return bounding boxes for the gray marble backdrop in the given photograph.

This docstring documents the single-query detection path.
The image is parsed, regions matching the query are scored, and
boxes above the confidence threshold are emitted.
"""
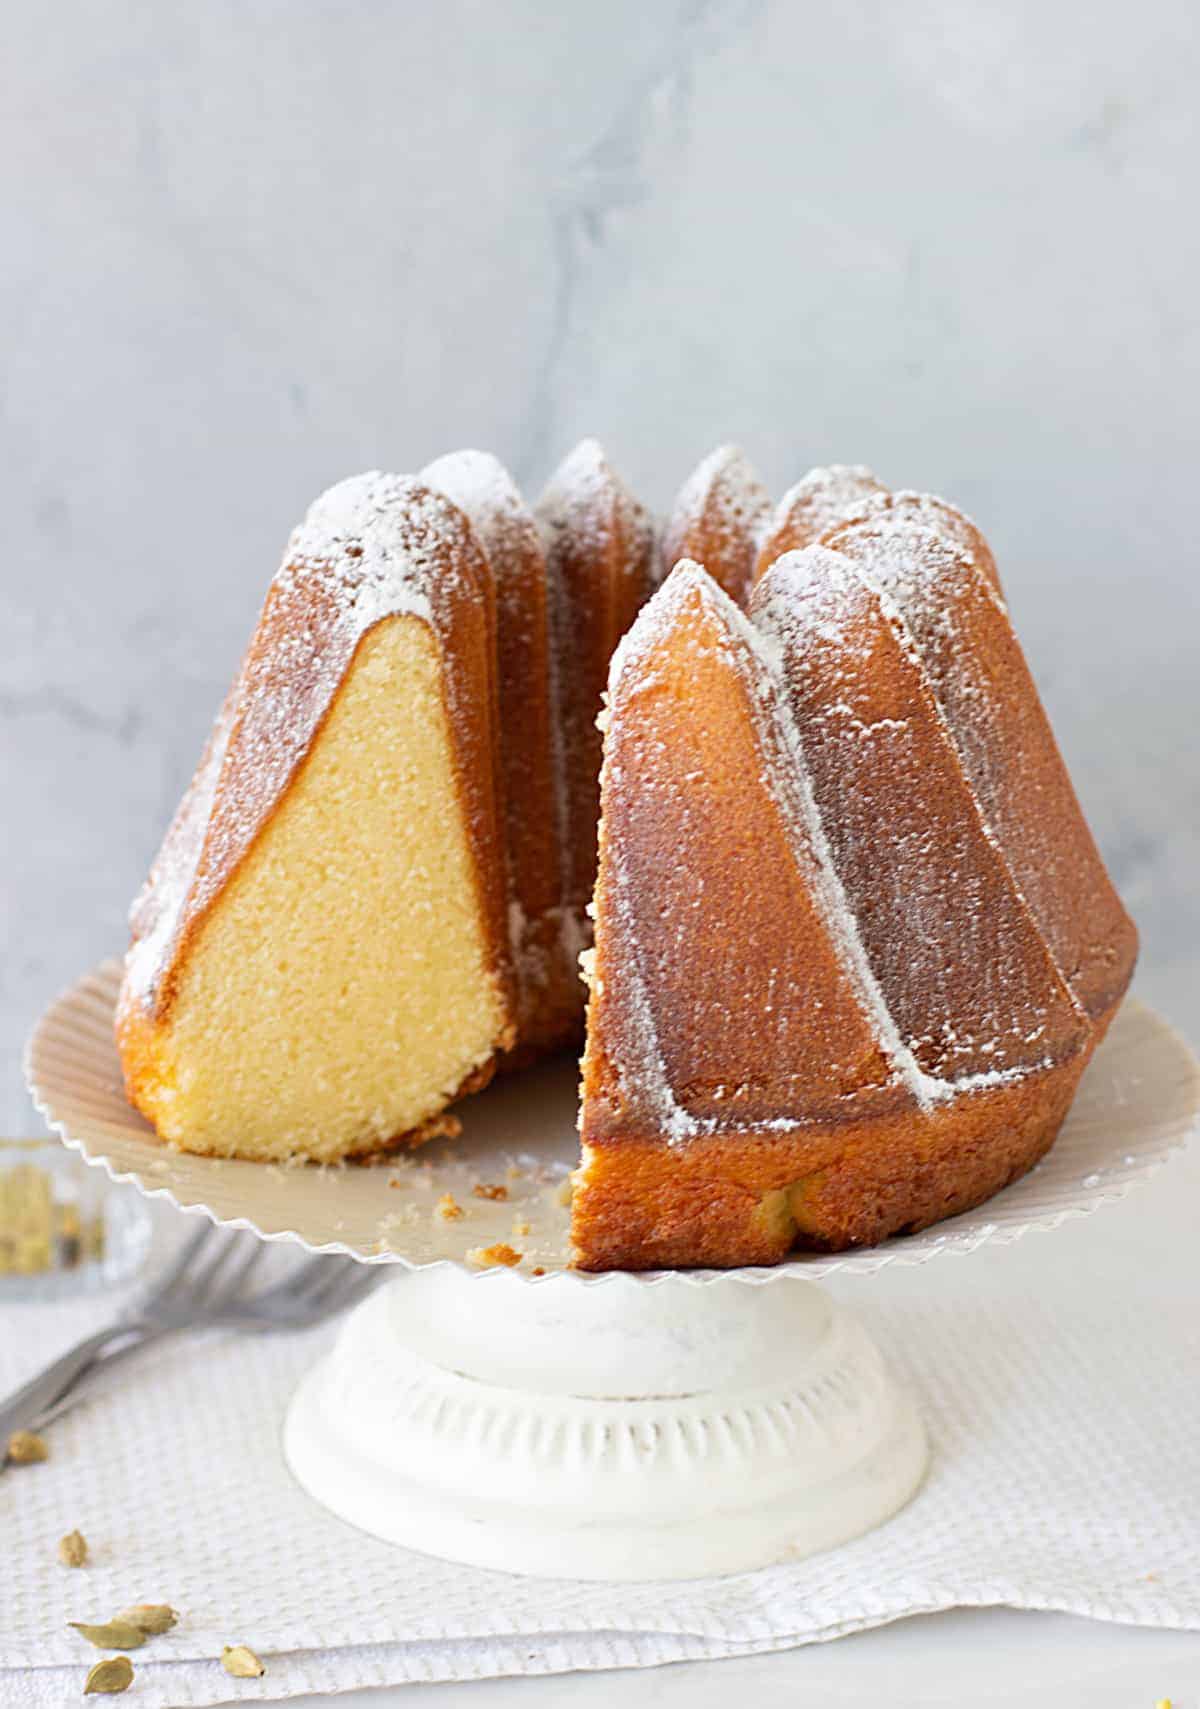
[3,0,1197,1130]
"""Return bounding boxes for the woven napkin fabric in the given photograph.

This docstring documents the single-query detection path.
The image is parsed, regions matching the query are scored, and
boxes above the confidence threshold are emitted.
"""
[1,1163,1198,1708]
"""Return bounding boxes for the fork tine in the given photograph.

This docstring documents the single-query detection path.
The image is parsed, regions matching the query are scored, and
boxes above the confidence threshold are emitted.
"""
[215,1240,266,1301]
[235,1255,372,1323]
[144,1222,215,1307]
[182,1228,256,1306]
[287,1256,353,1303]
[243,1254,347,1312]
[270,1264,376,1329]
[305,1260,370,1309]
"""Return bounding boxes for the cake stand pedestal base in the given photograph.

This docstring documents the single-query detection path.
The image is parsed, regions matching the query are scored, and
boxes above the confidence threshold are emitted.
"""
[283,1266,927,1581]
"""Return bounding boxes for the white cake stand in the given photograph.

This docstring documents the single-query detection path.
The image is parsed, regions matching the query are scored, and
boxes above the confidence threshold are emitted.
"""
[25,963,1200,1582]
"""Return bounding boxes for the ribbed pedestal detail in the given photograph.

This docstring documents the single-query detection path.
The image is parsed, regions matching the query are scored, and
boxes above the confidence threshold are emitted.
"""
[283,1269,927,1581]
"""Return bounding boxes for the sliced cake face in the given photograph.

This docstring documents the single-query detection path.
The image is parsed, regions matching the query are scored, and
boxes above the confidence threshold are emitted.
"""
[117,474,516,1162]
[535,440,657,932]
[824,495,1137,1029]
[580,561,912,1145]
[661,445,772,605]
[421,450,579,1053]
[752,546,1090,1084]
[754,465,888,583]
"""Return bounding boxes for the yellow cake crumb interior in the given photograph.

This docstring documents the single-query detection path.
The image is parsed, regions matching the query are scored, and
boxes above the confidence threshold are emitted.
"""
[141,617,508,1161]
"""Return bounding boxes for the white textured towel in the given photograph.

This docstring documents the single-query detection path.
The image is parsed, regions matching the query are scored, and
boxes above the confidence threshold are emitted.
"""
[1,1153,1198,1708]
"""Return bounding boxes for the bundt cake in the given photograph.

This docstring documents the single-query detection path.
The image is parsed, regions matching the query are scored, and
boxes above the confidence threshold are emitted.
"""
[573,486,1136,1269]
[117,446,1136,1268]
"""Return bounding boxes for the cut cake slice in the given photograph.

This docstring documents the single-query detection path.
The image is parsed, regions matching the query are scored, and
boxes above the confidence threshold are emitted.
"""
[117,474,516,1162]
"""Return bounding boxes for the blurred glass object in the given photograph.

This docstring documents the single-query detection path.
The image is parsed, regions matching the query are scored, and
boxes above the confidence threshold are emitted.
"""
[0,1138,150,1301]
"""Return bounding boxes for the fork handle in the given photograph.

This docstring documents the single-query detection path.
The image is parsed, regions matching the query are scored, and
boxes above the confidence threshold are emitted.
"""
[23,1326,175,1433]
[0,1321,150,1448]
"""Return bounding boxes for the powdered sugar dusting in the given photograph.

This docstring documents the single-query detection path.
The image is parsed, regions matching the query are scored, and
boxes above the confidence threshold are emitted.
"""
[123,697,235,1015]
[536,438,657,944]
[603,561,940,1137]
[596,573,724,1140]
[537,438,656,569]
[840,488,1003,598]
[705,573,941,1111]
[824,493,1134,1028]
[661,444,772,596]
[420,449,523,530]
[284,471,447,626]
[756,465,887,578]
[422,449,575,1025]
[123,472,479,1015]
[755,544,1088,1085]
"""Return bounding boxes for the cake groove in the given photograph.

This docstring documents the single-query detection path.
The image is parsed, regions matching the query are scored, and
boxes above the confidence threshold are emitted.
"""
[825,493,1136,1028]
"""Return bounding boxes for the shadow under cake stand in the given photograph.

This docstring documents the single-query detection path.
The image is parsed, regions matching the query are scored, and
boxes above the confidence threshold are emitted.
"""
[26,963,1200,1582]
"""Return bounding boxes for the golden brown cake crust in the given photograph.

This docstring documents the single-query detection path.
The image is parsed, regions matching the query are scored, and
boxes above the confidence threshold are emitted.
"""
[753,470,1004,596]
[824,493,1137,1026]
[536,440,657,929]
[662,445,771,605]
[751,546,1090,1082]
[754,464,888,582]
[422,451,580,1056]
[579,565,900,1135]
[572,1047,1092,1270]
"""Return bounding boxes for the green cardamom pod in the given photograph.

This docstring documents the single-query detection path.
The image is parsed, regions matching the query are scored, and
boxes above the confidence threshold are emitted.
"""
[118,1604,177,1635]
[83,1655,134,1694]
[221,1644,265,1677]
[58,1530,88,1568]
[69,1621,146,1651]
[6,1428,48,1464]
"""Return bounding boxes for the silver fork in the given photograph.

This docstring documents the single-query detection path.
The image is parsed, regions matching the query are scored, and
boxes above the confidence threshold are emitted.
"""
[0,1223,378,1456]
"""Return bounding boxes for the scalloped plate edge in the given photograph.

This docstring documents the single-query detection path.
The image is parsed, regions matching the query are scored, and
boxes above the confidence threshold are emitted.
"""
[23,962,1200,1289]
